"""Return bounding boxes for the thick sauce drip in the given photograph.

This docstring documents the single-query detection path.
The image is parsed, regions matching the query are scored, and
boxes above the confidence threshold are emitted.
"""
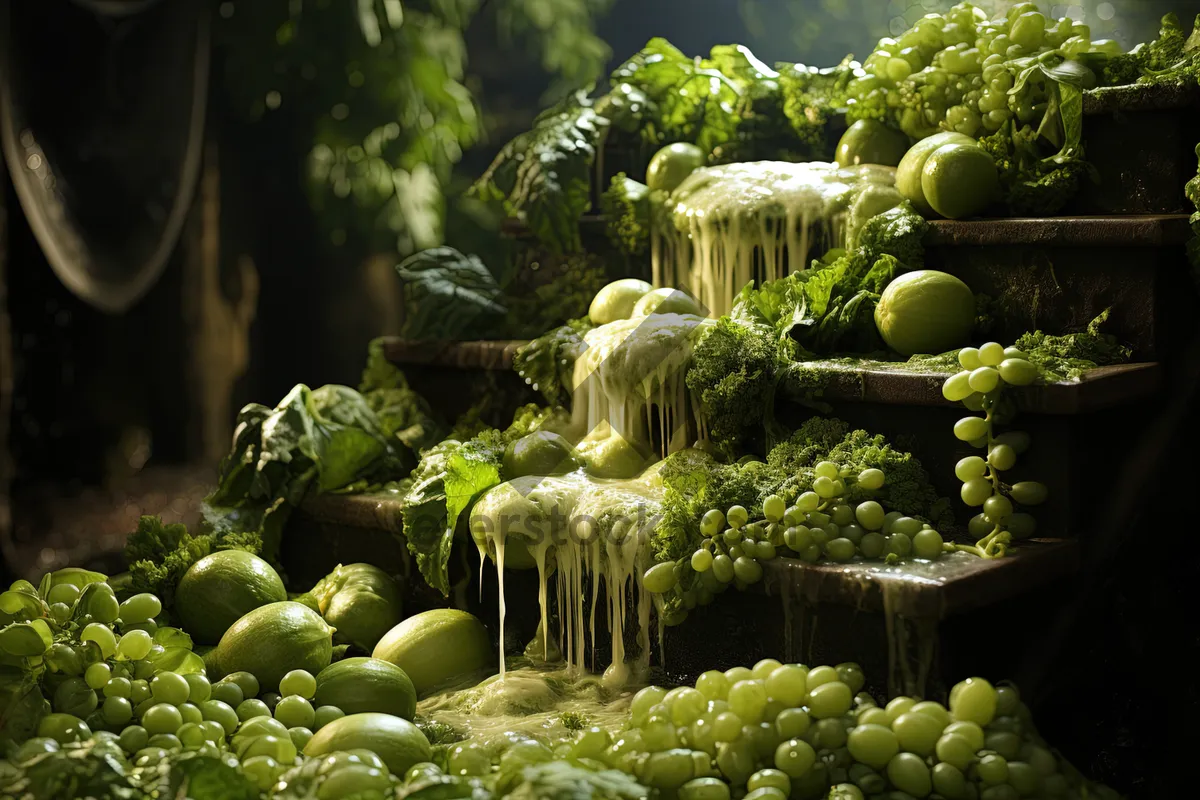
[653,161,896,317]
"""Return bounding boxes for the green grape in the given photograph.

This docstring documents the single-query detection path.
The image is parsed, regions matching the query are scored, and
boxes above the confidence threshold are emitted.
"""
[859,532,886,559]
[961,478,993,507]
[953,416,988,442]
[728,680,768,724]
[968,513,994,538]
[184,673,211,703]
[839,524,864,545]
[856,468,885,492]
[46,583,81,606]
[710,711,742,743]
[998,358,1036,386]
[199,719,226,743]
[743,522,765,542]
[691,548,714,572]
[978,753,1009,785]
[806,510,830,527]
[762,495,786,523]
[912,529,944,559]
[809,527,829,548]
[1010,12,1045,49]
[813,476,837,498]
[87,589,121,625]
[748,768,791,794]
[950,677,996,725]
[118,725,149,753]
[886,534,912,558]
[811,717,849,750]
[85,662,112,690]
[47,602,72,625]
[891,517,922,537]
[826,538,855,562]
[887,751,932,797]
[54,678,98,718]
[223,671,260,699]
[855,502,884,531]
[784,525,813,553]
[774,738,816,778]
[101,695,133,726]
[728,545,745,561]
[274,695,316,729]
[795,492,819,512]
[828,505,852,527]
[312,705,345,734]
[200,699,240,734]
[963,394,986,413]
[994,684,1020,716]
[808,681,852,719]
[805,665,836,689]
[943,371,973,402]
[143,703,183,735]
[983,494,1013,523]
[678,777,730,800]
[932,761,969,798]
[727,505,748,529]
[757,542,777,561]
[176,721,206,748]
[815,461,840,479]
[151,672,190,706]
[765,665,807,707]
[775,707,810,739]
[884,696,915,725]
[237,699,272,721]
[116,630,153,661]
[857,707,889,728]
[893,711,945,756]
[987,443,1016,471]
[977,342,1005,367]
[210,681,244,708]
[104,677,132,699]
[846,723,898,769]
[700,509,725,537]
[712,555,735,584]
[958,348,981,370]
[133,659,156,680]
[733,557,764,584]
[80,623,117,658]
[955,456,987,482]
[943,720,985,750]
[147,733,181,751]
[723,528,743,547]
[242,734,297,763]
[632,685,668,722]
[1010,481,1047,505]
[118,594,162,625]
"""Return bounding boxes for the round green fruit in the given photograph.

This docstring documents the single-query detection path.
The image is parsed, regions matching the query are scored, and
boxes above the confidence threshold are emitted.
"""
[632,287,703,317]
[646,142,706,193]
[175,551,287,645]
[314,658,417,720]
[210,602,334,692]
[372,609,492,698]
[894,131,976,216]
[921,143,999,219]
[589,279,653,325]
[835,119,910,168]
[502,431,579,479]
[303,712,432,776]
[874,270,976,357]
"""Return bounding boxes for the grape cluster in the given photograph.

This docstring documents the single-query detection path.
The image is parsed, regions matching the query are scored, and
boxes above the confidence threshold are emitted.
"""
[643,465,951,617]
[848,2,1118,140]
[581,661,1117,800]
[942,342,1048,559]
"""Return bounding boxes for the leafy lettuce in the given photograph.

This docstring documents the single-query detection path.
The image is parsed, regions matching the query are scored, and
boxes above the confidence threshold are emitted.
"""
[395,247,507,341]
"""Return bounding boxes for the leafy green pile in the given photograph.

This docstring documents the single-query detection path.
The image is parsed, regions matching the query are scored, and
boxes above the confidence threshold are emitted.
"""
[512,317,594,407]
[124,517,261,612]
[504,254,609,340]
[0,737,257,800]
[359,338,447,453]
[649,417,951,566]
[1099,12,1200,87]
[397,758,646,800]
[1013,309,1133,381]
[599,173,651,258]
[400,405,565,595]
[395,247,507,341]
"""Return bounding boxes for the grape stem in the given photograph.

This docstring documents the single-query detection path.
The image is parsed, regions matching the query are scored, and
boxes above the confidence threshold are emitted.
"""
[953,389,1011,559]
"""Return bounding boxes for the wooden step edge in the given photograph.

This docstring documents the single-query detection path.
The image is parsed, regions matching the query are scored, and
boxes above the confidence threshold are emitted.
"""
[294,490,1078,622]
[1083,80,1200,115]
[756,538,1080,620]
[789,361,1161,415]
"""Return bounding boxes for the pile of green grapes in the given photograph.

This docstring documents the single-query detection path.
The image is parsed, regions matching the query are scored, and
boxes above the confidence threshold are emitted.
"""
[942,341,1049,559]
[849,2,1116,140]
[643,465,951,607]
[612,661,1115,800]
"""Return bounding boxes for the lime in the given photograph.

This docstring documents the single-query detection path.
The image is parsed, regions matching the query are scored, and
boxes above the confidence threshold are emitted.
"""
[632,287,704,317]
[303,712,432,776]
[874,270,975,356]
[502,431,579,478]
[372,610,492,698]
[894,131,975,216]
[314,658,417,720]
[589,279,652,325]
[921,144,999,219]
[645,142,706,193]
[210,602,335,691]
[176,551,287,644]
[835,120,910,168]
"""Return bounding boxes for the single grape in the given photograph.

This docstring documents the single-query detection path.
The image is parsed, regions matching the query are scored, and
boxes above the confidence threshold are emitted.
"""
[712,555,735,584]
[237,699,271,721]
[691,548,714,572]
[808,681,852,718]
[969,366,1000,393]
[857,468,885,491]
[958,348,982,370]
[847,723,898,769]
[147,733,181,751]
[762,495,786,523]
[960,477,993,507]
[887,752,932,797]
[274,695,316,729]
[998,358,1037,386]
[826,538,855,562]
[858,532,886,559]
[774,738,816,778]
[815,461,840,479]
[80,623,117,659]
[118,594,162,625]
[954,456,987,482]
[199,700,240,734]
[890,517,922,537]
[728,680,768,724]
[983,494,1013,522]
[223,671,260,700]
[943,719,985,750]
[854,501,885,530]
[942,370,973,402]
[85,662,112,691]
[912,529,944,559]
[795,492,819,512]
[813,476,837,498]
[102,695,133,726]
[46,583,81,607]
[748,768,791,794]
[953,416,988,442]
[950,677,997,725]
[118,725,149,753]
[700,509,725,537]
[151,672,190,706]
[783,526,813,553]
[183,673,211,704]
[115,631,153,663]
[987,443,1016,471]
[143,703,183,735]
[313,705,345,730]
[977,342,1005,366]
[828,504,853,526]
[727,505,749,529]
[1010,481,1048,505]
[839,524,864,545]
[765,665,807,707]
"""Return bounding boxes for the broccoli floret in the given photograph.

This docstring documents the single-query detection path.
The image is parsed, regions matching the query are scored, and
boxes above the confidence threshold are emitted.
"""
[687,317,782,458]
[824,429,954,529]
[778,59,855,159]
[1101,13,1199,86]
[559,711,592,731]
[601,173,651,257]
[977,123,1088,217]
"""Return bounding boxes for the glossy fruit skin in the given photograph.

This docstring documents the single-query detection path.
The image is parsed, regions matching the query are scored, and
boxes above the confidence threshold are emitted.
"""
[589,278,653,325]
[303,712,432,776]
[895,131,976,216]
[311,563,403,652]
[921,143,999,219]
[175,551,287,645]
[646,143,706,193]
[372,609,492,698]
[314,658,417,720]
[835,119,910,168]
[210,601,334,692]
[874,269,976,356]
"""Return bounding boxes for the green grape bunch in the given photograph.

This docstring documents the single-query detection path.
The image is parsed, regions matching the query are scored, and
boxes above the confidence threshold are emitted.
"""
[943,341,1048,559]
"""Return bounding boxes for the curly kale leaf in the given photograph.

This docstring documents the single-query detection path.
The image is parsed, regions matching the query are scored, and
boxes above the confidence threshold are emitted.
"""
[1013,310,1132,382]
[513,317,594,407]
[686,317,782,458]
[472,93,607,254]
[856,202,928,266]
[600,173,650,257]
[977,120,1089,217]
